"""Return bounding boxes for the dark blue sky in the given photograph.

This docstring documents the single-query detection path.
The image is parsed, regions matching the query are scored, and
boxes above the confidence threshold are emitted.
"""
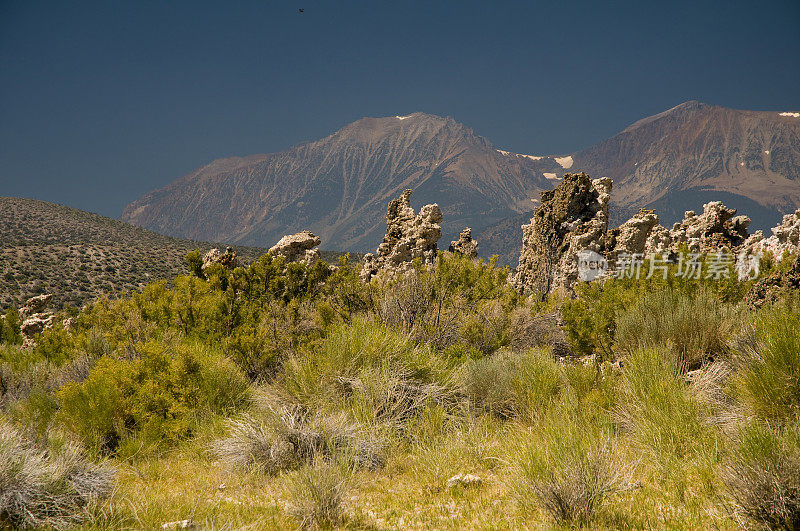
[1,0,799,217]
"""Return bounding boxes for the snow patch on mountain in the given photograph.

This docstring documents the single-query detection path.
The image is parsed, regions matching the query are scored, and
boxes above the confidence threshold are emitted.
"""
[779,112,800,118]
[555,156,574,169]
[543,173,560,180]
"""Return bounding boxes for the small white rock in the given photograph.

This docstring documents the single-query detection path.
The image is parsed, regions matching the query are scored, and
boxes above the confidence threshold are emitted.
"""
[446,474,482,488]
[161,520,194,529]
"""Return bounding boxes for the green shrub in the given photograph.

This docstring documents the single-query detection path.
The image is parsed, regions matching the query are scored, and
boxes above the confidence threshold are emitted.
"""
[0,421,115,529]
[57,340,249,456]
[720,422,800,529]
[616,288,736,369]
[729,309,800,425]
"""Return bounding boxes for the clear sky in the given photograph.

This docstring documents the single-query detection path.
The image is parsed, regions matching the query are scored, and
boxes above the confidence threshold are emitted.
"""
[1,0,799,218]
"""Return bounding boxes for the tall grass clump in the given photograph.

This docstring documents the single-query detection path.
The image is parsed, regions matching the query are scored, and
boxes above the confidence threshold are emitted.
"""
[729,309,800,425]
[282,319,457,429]
[616,347,712,465]
[213,405,384,474]
[510,408,629,525]
[720,422,800,529]
[616,288,736,369]
[0,421,115,529]
[458,348,562,420]
[286,457,356,529]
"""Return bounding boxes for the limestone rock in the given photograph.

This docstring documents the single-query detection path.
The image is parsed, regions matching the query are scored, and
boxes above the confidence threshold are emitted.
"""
[448,227,478,259]
[607,208,659,257]
[513,173,611,296]
[19,294,52,321]
[668,202,749,252]
[269,230,322,265]
[361,189,442,281]
[202,246,239,272]
[19,294,55,348]
[743,209,800,260]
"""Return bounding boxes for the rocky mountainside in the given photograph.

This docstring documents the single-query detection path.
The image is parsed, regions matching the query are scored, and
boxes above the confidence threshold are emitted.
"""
[0,198,271,309]
[572,101,800,224]
[122,113,555,251]
[123,103,800,263]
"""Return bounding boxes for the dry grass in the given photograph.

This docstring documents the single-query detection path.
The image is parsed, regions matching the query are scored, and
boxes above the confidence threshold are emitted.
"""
[0,421,114,529]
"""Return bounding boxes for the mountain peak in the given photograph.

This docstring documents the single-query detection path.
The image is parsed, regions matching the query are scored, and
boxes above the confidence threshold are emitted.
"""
[622,100,709,133]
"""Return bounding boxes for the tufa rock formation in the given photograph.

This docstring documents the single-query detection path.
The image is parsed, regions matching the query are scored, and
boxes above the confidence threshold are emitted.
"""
[607,208,659,257]
[269,230,322,265]
[656,202,750,253]
[202,247,239,272]
[742,209,800,260]
[513,172,611,296]
[510,173,800,296]
[361,189,442,281]
[19,294,55,348]
[448,227,478,259]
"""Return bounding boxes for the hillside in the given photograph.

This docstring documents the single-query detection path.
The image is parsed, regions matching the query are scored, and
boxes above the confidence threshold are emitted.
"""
[0,197,272,309]
[121,113,556,251]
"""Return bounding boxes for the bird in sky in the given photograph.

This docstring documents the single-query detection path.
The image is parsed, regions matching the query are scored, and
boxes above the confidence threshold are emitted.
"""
[298,8,304,13]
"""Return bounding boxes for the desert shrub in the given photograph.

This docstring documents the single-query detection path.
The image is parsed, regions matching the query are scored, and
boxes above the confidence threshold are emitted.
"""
[729,309,800,425]
[0,421,115,529]
[616,288,737,369]
[458,349,562,419]
[1,307,21,345]
[374,254,518,351]
[616,347,712,464]
[721,422,800,529]
[511,409,629,525]
[57,340,249,456]
[286,457,356,529]
[560,279,647,358]
[214,405,384,474]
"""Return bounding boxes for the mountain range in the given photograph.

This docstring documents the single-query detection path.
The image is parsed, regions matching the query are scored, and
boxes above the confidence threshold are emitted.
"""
[122,102,800,263]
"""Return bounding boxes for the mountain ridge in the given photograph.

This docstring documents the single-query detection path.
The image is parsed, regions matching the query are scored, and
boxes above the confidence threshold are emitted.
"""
[122,102,800,258]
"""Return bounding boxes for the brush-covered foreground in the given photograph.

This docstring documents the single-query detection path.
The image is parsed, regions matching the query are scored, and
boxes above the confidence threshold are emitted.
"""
[1,251,799,529]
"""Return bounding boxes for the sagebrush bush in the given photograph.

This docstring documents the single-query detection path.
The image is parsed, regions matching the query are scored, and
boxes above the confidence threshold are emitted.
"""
[616,288,736,369]
[729,309,800,425]
[721,422,800,529]
[0,421,115,529]
[286,457,356,529]
[458,348,562,419]
[511,409,629,525]
[214,405,384,474]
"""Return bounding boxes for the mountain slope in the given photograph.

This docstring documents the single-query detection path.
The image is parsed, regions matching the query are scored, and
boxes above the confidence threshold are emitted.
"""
[570,101,800,224]
[122,113,554,251]
[0,197,268,309]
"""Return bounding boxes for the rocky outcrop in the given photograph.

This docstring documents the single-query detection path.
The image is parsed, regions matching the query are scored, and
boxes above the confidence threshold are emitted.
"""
[665,202,750,252]
[448,227,478,259]
[19,294,55,348]
[360,189,442,282]
[269,230,322,265]
[743,209,800,260]
[513,172,611,296]
[19,294,52,321]
[201,247,239,272]
[607,208,659,257]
